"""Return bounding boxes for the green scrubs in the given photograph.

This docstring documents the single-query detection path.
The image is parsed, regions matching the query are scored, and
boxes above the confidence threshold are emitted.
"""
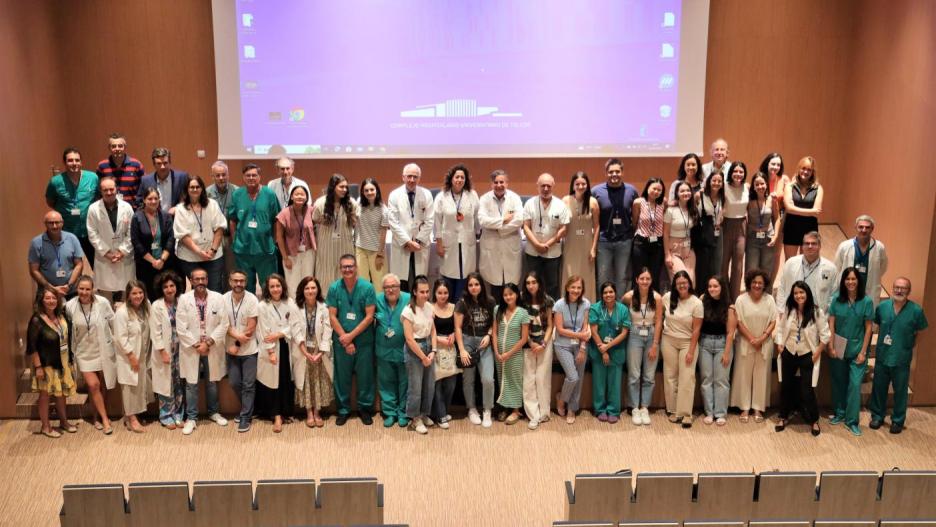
[828,296,874,427]
[588,301,631,417]
[45,170,100,238]
[227,186,279,293]
[374,292,410,423]
[327,277,377,416]
[870,299,928,426]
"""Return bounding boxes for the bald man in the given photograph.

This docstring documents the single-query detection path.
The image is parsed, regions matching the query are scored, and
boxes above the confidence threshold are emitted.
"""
[387,163,434,292]
[29,211,85,297]
[522,173,570,298]
[702,138,731,182]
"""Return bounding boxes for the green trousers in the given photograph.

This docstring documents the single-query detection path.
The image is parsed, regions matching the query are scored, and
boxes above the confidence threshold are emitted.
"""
[377,359,407,419]
[869,363,910,426]
[829,356,867,427]
[234,253,278,294]
[591,361,623,417]
[333,342,375,416]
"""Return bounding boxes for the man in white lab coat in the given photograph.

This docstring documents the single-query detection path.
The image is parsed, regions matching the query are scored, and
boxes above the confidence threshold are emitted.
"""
[86,177,135,302]
[776,231,838,314]
[387,163,434,292]
[477,169,524,302]
[833,214,888,308]
[177,268,230,435]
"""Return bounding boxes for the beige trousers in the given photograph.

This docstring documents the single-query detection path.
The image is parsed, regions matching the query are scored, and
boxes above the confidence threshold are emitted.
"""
[661,335,697,417]
[522,340,554,422]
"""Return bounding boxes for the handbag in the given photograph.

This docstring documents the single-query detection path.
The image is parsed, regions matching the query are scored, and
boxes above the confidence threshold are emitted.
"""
[434,342,462,380]
[691,195,717,250]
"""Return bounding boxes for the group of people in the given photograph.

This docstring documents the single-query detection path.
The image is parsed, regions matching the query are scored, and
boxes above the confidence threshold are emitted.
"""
[26,134,927,438]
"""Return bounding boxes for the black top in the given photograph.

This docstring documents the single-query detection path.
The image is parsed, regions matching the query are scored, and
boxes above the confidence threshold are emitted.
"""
[26,314,72,370]
[131,208,175,262]
[455,300,493,337]
[434,312,455,336]
[700,318,727,336]
[525,295,555,345]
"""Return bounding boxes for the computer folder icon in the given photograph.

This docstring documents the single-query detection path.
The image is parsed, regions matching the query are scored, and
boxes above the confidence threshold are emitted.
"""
[660,43,674,58]
[662,12,675,27]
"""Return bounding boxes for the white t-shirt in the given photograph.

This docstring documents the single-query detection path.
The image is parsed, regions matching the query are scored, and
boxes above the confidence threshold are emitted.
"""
[523,196,571,258]
[223,291,259,356]
[664,207,694,239]
[173,199,228,262]
[402,302,434,339]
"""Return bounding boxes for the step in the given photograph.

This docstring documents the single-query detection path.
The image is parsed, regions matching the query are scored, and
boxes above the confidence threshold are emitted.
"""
[16,391,88,420]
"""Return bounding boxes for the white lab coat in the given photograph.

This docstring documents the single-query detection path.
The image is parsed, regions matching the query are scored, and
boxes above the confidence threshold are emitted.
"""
[433,189,480,279]
[86,199,136,292]
[292,301,334,390]
[176,290,229,384]
[833,238,888,308]
[387,185,434,278]
[775,255,838,314]
[113,304,150,387]
[477,190,525,286]
[148,298,177,397]
[774,307,831,387]
[64,295,117,389]
[257,298,303,389]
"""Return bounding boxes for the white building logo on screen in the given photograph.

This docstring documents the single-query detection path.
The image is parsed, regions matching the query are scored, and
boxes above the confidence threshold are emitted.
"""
[400,99,523,119]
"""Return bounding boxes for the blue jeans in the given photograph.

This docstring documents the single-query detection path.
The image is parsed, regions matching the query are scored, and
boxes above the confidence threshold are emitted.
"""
[185,355,220,421]
[461,335,495,411]
[627,324,658,409]
[405,339,435,418]
[697,334,731,418]
[226,353,257,423]
[597,239,633,298]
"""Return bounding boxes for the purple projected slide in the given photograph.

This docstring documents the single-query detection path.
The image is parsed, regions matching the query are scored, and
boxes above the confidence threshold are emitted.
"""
[235,0,682,156]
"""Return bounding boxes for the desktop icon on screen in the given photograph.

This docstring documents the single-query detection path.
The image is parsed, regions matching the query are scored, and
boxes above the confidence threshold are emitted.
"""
[242,13,253,27]
[289,108,305,122]
[660,43,674,58]
[659,74,674,90]
[659,105,672,118]
[662,12,675,27]
[243,45,256,59]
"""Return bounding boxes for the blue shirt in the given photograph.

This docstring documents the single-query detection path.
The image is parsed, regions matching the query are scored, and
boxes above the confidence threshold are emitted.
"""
[28,232,84,291]
[592,182,639,242]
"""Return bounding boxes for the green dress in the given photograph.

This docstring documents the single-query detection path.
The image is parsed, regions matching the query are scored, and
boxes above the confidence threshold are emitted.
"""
[494,306,530,409]
[827,296,873,427]
[587,301,631,416]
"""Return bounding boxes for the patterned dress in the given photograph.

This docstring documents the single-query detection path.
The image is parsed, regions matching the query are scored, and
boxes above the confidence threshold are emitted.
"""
[296,307,334,410]
[494,305,530,408]
[312,197,358,289]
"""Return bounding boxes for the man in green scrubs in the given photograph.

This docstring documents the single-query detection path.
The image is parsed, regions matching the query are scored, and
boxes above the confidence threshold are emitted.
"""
[869,277,928,434]
[374,273,410,428]
[227,163,280,293]
[327,254,377,426]
[45,147,100,266]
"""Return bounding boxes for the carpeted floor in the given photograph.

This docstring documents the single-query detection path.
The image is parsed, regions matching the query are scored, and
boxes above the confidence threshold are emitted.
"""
[1,406,935,527]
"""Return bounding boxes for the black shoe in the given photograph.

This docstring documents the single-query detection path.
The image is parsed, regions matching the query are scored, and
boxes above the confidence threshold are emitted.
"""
[335,415,348,426]
[360,412,374,426]
[774,420,787,432]
[890,423,903,434]
[869,419,883,430]
[811,423,821,437]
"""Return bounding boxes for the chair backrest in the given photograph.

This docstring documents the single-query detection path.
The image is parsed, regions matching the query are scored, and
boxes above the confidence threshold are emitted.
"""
[749,521,812,527]
[255,479,317,527]
[684,521,747,527]
[126,481,191,527]
[566,473,634,522]
[61,483,127,527]
[553,522,617,526]
[879,471,936,519]
[191,480,253,527]
[814,521,878,527]
[632,473,694,521]
[816,471,880,520]
[694,473,756,521]
[317,477,383,526]
[880,521,936,527]
[753,472,818,520]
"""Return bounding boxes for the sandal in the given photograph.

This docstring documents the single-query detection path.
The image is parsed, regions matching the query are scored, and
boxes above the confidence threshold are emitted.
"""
[314,416,324,428]
[61,422,78,433]
[93,421,104,431]
[774,419,787,432]
[555,394,567,417]
[305,417,315,428]
[41,428,62,439]
[566,413,576,425]
[739,412,750,423]
[753,413,764,423]
[103,424,114,435]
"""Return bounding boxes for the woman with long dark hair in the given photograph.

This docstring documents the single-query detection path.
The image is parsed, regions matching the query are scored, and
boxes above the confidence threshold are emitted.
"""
[131,187,175,299]
[114,279,152,433]
[294,276,333,428]
[668,153,704,204]
[694,171,725,290]
[27,288,77,438]
[697,276,737,425]
[492,282,530,425]
[149,270,185,430]
[434,164,480,302]
[658,270,703,428]
[313,173,359,288]
[256,273,299,433]
[275,186,316,299]
[429,279,458,428]
[174,175,227,292]
[622,268,663,425]
[744,172,780,284]
[588,281,631,424]
[663,181,699,283]
[560,171,599,302]
[401,275,435,434]
[631,178,666,290]
[827,267,873,436]
[721,162,749,301]
[520,271,555,429]
[454,272,496,427]
[355,178,389,291]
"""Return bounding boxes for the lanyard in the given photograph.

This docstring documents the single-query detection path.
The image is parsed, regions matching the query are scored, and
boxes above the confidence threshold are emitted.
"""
[569,302,582,332]
[196,296,208,335]
[271,301,282,320]
[801,258,820,282]
[305,305,316,341]
[230,295,245,326]
[215,187,230,212]
[452,191,463,214]
[79,301,93,331]
[648,203,657,232]
[193,207,204,234]
[794,311,803,343]
[678,207,690,233]
[384,301,396,329]
[537,198,545,229]
[292,206,306,244]
[495,196,505,216]
[639,301,649,325]
[279,179,290,208]
[756,197,767,229]
[853,238,874,262]
[147,213,160,239]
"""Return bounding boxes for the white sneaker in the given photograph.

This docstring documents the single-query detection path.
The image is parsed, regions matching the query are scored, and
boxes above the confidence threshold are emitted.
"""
[468,408,482,425]
[440,414,452,424]
[438,420,450,430]
[528,418,539,430]
[640,408,651,426]
[209,413,228,426]
[182,420,197,435]
[631,409,642,425]
[415,422,428,435]
[482,410,493,428]
[423,416,435,427]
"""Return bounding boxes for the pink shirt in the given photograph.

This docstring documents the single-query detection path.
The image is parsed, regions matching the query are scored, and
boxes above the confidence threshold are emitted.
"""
[276,205,316,256]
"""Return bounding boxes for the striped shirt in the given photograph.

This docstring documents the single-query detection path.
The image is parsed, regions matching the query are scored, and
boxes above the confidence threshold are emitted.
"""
[355,203,389,251]
[96,155,145,208]
[635,200,664,238]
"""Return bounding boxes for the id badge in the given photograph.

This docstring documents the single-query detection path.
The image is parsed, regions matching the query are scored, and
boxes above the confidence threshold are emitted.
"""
[714,227,721,237]
[603,336,612,344]
[151,241,161,251]
[70,208,81,216]
[575,229,586,236]
[612,217,622,225]
[882,334,893,346]
[681,240,691,248]
[247,220,258,229]
[56,269,67,278]
[385,329,395,338]
[649,235,659,243]
[857,264,867,274]
[331,231,341,239]
[638,327,650,337]
[756,231,766,239]
[346,312,357,321]
[298,243,306,252]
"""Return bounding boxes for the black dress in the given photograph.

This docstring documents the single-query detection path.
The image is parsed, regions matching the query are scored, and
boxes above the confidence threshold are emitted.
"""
[255,338,295,419]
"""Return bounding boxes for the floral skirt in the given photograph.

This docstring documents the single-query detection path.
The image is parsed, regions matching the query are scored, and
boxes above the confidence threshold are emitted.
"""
[31,351,77,397]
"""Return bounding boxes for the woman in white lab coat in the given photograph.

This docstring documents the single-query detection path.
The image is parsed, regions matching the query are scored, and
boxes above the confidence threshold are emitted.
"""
[149,270,186,429]
[293,276,333,427]
[87,177,136,297]
[113,279,152,432]
[65,275,116,434]
[434,164,480,302]
[256,273,302,432]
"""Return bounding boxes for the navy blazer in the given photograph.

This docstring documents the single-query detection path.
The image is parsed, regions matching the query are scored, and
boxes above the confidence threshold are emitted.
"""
[136,170,189,210]
[130,208,175,263]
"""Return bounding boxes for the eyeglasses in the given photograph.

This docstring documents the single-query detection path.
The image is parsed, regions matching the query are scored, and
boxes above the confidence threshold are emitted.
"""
[893,286,910,292]
[340,265,356,270]
[384,285,400,290]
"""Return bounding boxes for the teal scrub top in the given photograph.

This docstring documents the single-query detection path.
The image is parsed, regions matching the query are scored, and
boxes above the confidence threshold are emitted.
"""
[828,296,874,359]
[45,170,100,238]
[326,277,377,346]
[374,292,410,362]
[874,299,928,367]
[587,301,632,365]
[227,186,280,255]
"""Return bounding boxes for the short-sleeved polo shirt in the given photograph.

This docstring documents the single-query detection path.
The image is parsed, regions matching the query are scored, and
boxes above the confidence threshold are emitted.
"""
[28,232,84,291]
